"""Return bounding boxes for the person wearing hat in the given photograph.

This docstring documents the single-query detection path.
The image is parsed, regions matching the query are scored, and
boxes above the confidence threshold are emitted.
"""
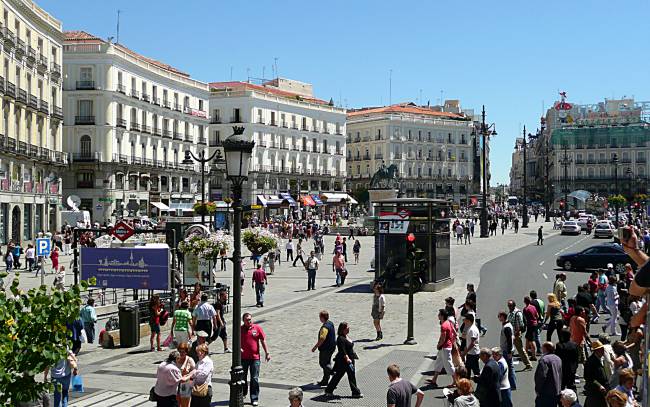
[583,340,608,407]
[189,331,209,363]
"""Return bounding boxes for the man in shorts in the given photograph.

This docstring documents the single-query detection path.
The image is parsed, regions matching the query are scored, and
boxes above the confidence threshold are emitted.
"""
[212,290,231,353]
[427,309,456,387]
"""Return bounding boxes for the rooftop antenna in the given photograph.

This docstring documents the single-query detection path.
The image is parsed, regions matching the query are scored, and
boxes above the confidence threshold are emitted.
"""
[246,67,250,83]
[419,89,422,106]
[274,57,278,79]
[389,69,392,106]
[230,66,233,81]
[116,10,121,44]
[439,89,444,106]
[262,66,265,80]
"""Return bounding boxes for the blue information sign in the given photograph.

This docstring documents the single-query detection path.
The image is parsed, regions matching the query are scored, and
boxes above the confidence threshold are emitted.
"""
[36,238,51,256]
[80,247,170,290]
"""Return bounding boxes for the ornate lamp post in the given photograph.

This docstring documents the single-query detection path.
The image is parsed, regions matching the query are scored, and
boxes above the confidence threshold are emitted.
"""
[222,126,255,407]
[612,153,619,226]
[183,148,224,225]
[627,167,633,225]
[471,106,497,238]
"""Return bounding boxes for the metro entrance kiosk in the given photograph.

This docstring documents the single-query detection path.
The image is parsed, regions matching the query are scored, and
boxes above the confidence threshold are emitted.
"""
[373,198,452,292]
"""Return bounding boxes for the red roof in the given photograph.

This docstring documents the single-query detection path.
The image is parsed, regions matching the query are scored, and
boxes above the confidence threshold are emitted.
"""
[64,31,189,77]
[209,81,328,105]
[347,103,467,120]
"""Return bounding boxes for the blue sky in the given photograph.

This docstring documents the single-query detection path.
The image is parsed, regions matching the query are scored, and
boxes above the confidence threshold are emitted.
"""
[40,0,650,184]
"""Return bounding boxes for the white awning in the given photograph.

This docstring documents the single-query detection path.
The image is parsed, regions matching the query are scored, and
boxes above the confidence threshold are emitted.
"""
[321,193,358,204]
[151,202,170,210]
[347,195,359,205]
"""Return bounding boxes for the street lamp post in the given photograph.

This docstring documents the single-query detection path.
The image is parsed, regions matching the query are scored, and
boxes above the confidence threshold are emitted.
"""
[522,126,530,228]
[612,153,619,226]
[559,143,572,217]
[183,149,223,225]
[627,167,633,225]
[222,126,255,407]
[472,106,497,238]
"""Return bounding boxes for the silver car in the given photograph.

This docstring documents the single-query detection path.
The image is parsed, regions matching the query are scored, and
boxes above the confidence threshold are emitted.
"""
[593,223,615,238]
[561,221,581,235]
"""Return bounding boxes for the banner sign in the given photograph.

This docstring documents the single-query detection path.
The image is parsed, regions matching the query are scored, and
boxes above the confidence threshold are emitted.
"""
[183,253,213,286]
[378,220,410,234]
[80,247,170,290]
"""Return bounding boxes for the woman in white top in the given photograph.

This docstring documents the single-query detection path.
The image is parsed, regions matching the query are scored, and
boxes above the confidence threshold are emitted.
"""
[371,283,386,341]
[176,342,196,407]
[189,343,214,407]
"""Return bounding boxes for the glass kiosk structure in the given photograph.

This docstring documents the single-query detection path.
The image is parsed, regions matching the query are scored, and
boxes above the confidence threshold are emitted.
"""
[373,198,452,293]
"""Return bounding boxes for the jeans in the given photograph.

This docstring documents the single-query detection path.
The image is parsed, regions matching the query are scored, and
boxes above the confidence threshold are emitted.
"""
[318,348,334,383]
[26,257,34,271]
[286,249,293,261]
[255,283,265,305]
[597,292,607,313]
[502,351,517,390]
[242,359,261,402]
[83,321,95,344]
[53,374,72,407]
[307,269,316,290]
[325,362,361,396]
[335,268,346,286]
[500,388,513,407]
[534,326,542,354]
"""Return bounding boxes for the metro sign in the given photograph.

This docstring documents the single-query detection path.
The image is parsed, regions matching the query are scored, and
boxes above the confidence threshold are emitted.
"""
[397,209,411,219]
[110,221,135,242]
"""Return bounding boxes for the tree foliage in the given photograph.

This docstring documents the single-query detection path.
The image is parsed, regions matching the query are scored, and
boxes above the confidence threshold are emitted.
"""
[608,194,627,208]
[0,272,91,403]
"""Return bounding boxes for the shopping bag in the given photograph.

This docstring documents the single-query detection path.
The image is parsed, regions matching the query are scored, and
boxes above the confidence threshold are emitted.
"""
[80,329,88,343]
[162,333,173,348]
[71,374,84,392]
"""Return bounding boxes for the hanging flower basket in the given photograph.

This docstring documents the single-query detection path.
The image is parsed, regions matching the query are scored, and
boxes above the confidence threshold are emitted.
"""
[193,202,218,216]
[179,230,233,259]
[242,228,280,256]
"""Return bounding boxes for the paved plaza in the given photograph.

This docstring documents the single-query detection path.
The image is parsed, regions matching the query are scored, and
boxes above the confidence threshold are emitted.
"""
[23,218,558,406]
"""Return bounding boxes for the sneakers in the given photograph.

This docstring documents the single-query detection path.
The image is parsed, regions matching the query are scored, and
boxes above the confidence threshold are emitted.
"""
[252,402,259,406]
[352,393,364,398]
[224,348,232,353]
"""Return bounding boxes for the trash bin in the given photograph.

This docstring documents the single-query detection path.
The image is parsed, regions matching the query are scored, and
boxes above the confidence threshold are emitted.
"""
[118,303,140,347]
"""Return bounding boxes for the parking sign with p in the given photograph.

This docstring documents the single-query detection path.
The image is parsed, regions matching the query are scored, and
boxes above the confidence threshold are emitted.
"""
[36,238,51,257]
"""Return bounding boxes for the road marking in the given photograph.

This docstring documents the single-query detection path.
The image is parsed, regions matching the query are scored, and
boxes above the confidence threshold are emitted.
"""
[542,273,548,279]
[539,261,545,266]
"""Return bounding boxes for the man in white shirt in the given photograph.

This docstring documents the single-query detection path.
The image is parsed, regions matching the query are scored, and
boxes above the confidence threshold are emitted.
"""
[492,348,512,407]
[305,251,320,291]
[462,313,481,376]
[25,244,35,272]
[286,239,294,262]
[604,275,620,336]
[192,294,217,339]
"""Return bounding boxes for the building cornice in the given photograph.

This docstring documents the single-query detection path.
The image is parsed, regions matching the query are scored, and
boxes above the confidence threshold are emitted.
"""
[8,0,63,40]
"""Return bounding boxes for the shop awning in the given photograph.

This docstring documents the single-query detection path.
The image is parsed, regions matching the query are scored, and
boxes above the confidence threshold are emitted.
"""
[321,193,358,205]
[300,195,316,206]
[151,202,170,210]
[257,195,285,207]
[311,194,323,205]
[347,195,359,205]
[280,192,297,207]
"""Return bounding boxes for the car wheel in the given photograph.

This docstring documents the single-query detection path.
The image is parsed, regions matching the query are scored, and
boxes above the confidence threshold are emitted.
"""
[563,260,572,271]
[614,263,626,274]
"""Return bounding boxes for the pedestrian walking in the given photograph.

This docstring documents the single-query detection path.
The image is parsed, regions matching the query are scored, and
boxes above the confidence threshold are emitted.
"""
[266,250,276,275]
[342,237,348,262]
[50,245,59,274]
[324,322,363,399]
[534,342,562,407]
[583,340,608,407]
[219,247,227,271]
[5,247,15,273]
[596,268,608,314]
[311,310,336,386]
[507,300,532,370]
[211,290,231,353]
[604,275,620,335]
[192,293,217,338]
[46,349,78,407]
[464,221,471,244]
[252,264,268,307]
[555,329,579,392]
[13,243,22,269]
[286,239,294,262]
[462,313,481,376]
[473,348,501,406]
[544,293,564,342]
[553,273,568,308]
[292,239,305,267]
[241,313,271,406]
[386,363,424,407]
[498,311,517,391]
[149,295,164,352]
[456,223,464,244]
[537,226,544,245]
[514,217,519,233]
[80,298,98,344]
[523,296,540,360]
[371,283,386,341]
[353,239,361,264]
[427,309,457,387]
[492,348,512,407]
[569,306,588,365]
[332,250,346,287]
[25,244,35,272]
[171,301,194,346]
[303,251,320,291]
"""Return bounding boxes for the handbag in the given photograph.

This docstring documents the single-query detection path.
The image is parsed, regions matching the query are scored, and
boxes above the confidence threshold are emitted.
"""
[71,374,84,392]
[191,381,209,397]
[80,329,88,344]
[149,386,158,402]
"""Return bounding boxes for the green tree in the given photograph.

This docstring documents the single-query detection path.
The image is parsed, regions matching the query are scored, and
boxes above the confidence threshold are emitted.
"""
[0,273,91,403]
[608,194,627,208]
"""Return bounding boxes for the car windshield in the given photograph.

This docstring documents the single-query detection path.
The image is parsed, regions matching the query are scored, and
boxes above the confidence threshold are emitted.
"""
[596,224,609,229]
[564,221,576,225]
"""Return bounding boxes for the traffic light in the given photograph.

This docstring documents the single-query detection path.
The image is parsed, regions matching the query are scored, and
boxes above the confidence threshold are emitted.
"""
[406,233,417,260]
[559,201,565,209]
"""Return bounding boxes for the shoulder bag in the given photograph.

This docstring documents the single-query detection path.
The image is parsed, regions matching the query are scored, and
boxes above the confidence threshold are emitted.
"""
[192,381,209,397]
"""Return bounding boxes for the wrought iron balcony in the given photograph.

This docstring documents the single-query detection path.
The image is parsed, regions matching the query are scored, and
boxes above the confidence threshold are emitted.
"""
[130,89,140,99]
[27,94,38,109]
[26,47,36,65]
[37,55,48,72]
[173,132,183,140]
[72,152,101,162]
[75,115,95,125]
[162,100,171,109]
[38,99,48,114]
[153,127,162,136]
[163,130,172,138]
[2,28,15,48]
[53,106,63,120]
[15,38,25,58]
[152,97,160,106]
[174,103,182,112]
[210,118,222,124]
[116,118,126,128]
[130,122,141,132]
[141,125,151,134]
[50,62,61,78]
[117,84,126,94]
[141,93,150,102]
[76,80,95,90]
[17,89,27,104]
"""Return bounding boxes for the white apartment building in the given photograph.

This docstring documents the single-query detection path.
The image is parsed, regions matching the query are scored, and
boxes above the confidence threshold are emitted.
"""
[0,0,65,243]
[208,79,347,207]
[346,102,477,204]
[63,31,210,223]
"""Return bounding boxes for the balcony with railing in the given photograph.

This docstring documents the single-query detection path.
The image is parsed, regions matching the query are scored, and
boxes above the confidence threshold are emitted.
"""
[173,132,183,140]
[116,118,126,128]
[130,89,140,99]
[117,84,126,94]
[6,81,15,98]
[184,134,193,142]
[141,93,150,102]
[2,27,15,48]
[375,153,383,159]
[163,130,172,138]
[210,117,222,124]
[27,94,38,110]
[152,97,160,106]
[153,127,162,136]
[0,76,4,94]
[53,106,63,119]
[26,47,36,65]
[17,89,27,104]
[50,62,61,78]
[76,80,95,90]
[129,122,141,132]
[37,55,48,72]
[162,100,171,109]
[198,136,207,145]
[72,152,101,162]
[174,103,182,112]
[75,116,95,125]
[142,125,151,134]
[637,157,647,164]
[209,139,222,147]
[621,157,632,164]
[38,99,48,114]
[15,38,25,58]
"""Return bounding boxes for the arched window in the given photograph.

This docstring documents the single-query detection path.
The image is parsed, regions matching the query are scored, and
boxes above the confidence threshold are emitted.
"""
[80,135,91,158]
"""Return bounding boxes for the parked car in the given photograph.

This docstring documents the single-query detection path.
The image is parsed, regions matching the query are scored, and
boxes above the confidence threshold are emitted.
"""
[593,222,615,239]
[556,243,635,273]
[561,220,581,235]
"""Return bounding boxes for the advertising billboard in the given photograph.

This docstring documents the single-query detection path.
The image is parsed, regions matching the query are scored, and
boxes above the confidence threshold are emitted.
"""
[80,247,170,290]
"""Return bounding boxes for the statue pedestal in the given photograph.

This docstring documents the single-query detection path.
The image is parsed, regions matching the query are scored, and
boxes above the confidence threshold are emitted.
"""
[368,189,398,216]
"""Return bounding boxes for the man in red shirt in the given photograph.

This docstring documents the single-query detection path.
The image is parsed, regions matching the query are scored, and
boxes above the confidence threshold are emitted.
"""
[241,313,270,406]
[252,265,268,307]
[427,309,456,387]
[522,296,540,361]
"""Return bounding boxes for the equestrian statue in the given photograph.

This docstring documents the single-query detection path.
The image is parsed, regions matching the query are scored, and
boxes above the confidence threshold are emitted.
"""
[369,162,400,189]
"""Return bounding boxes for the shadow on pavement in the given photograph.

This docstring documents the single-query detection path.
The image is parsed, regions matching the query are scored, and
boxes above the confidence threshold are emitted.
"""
[361,342,398,350]
[335,284,371,294]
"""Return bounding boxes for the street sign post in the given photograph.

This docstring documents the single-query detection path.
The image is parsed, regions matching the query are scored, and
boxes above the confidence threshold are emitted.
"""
[110,221,135,242]
[36,238,51,256]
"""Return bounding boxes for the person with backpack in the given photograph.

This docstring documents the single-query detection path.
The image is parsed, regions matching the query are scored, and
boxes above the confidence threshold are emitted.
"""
[507,300,532,370]
[149,295,164,352]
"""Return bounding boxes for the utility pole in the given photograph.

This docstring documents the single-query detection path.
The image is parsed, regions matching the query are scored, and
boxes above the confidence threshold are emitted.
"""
[559,143,571,217]
[522,126,529,228]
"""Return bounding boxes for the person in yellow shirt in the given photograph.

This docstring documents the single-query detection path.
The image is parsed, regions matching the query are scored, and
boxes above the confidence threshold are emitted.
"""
[311,310,336,386]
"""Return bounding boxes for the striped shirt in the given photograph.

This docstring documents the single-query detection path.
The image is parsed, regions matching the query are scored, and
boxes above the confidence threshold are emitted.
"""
[507,308,524,333]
